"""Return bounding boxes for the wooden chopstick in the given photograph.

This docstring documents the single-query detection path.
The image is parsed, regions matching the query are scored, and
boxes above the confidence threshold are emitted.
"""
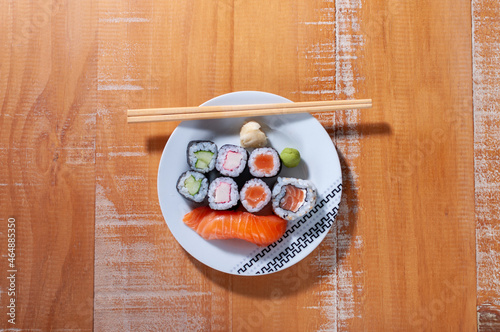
[127,99,371,117]
[127,99,372,123]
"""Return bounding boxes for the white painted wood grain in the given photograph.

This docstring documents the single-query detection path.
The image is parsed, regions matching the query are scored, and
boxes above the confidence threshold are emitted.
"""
[306,0,365,330]
[473,0,500,327]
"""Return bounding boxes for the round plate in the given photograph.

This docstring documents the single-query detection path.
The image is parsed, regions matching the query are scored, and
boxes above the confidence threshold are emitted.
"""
[158,91,342,275]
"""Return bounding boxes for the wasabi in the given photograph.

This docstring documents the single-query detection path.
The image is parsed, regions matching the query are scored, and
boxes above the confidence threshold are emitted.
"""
[280,148,301,168]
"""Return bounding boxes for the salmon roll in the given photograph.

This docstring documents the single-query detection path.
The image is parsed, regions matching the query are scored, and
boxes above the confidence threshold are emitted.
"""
[208,177,239,210]
[248,147,281,178]
[272,177,317,221]
[240,178,272,213]
[187,141,218,173]
[216,144,248,177]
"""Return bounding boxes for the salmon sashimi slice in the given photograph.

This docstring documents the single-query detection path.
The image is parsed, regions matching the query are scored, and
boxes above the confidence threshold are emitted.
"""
[279,185,306,212]
[183,206,287,247]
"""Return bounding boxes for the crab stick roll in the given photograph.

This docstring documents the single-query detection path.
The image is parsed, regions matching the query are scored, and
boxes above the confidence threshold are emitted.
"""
[215,144,248,177]
[240,178,272,213]
[208,177,239,210]
[248,147,281,178]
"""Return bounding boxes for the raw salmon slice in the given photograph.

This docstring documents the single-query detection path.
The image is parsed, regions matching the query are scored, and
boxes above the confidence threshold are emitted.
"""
[244,185,267,208]
[279,185,306,212]
[183,206,287,247]
[254,154,275,173]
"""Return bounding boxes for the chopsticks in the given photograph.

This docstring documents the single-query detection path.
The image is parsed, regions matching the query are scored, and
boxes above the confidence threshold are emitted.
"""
[127,98,372,123]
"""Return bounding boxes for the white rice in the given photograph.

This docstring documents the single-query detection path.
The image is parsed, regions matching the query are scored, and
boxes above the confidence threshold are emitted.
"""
[240,178,271,213]
[272,177,317,221]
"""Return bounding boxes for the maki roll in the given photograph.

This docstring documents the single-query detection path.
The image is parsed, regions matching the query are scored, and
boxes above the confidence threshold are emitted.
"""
[240,178,272,213]
[215,144,248,177]
[208,177,239,210]
[187,141,217,173]
[177,171,209,202]
[272,177,317,221]
[248,147,281,178]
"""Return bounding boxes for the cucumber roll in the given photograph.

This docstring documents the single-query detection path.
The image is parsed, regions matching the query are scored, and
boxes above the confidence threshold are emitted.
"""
[187,141,217,173]
[177,171,209,202]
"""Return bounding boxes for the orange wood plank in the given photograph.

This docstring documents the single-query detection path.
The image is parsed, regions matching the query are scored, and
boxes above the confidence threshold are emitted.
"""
[359,0,476,329]
[0,0,96,330]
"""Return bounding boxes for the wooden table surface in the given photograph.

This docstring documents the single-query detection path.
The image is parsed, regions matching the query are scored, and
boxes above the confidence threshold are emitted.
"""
[1,0,499,331]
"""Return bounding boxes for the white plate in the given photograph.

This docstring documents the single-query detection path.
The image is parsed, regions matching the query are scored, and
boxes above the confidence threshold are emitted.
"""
[158,91,342,275]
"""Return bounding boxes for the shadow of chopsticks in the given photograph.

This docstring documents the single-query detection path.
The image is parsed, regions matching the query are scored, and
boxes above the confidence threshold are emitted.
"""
[327,122,392,137]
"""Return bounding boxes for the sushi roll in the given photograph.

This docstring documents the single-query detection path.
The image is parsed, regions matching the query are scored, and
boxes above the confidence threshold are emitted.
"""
[215,144,248,177]
[208,177,239,210]
[176,171,209,202]
[248,147,281,178]
[240,178,272,213]
[187,141,217,173]
[272,177,317,221]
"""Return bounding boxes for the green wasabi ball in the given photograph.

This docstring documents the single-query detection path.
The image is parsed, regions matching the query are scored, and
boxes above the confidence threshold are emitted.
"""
[280,148,301,168]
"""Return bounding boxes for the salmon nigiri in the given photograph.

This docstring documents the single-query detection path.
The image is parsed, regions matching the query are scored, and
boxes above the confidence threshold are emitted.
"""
[183,206,287,247]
